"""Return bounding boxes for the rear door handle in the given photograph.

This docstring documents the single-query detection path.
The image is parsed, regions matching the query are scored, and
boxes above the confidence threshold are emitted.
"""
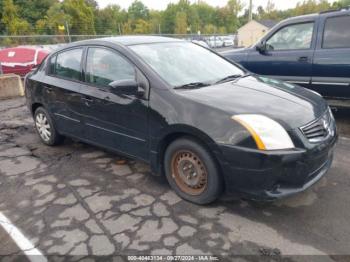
[298,56,309,62]
[82,96,93,106]
[45,86,53,93]
[82,96,93,102]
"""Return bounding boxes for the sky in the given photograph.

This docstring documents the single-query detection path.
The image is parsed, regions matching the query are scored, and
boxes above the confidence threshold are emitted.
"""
[96,0,336,11]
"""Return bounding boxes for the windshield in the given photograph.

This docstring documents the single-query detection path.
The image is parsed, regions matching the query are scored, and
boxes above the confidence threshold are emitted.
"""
[130,42,245,87]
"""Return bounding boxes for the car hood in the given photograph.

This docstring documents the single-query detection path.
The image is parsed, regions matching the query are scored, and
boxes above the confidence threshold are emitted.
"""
[176,75,328,129]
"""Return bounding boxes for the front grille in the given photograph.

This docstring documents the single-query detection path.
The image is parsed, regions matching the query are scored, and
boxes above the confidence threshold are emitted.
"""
[300,108,335,143]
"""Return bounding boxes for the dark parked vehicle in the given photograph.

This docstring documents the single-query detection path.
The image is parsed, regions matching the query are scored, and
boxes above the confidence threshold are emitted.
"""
[222,8,350,102]
[25,36,337,204]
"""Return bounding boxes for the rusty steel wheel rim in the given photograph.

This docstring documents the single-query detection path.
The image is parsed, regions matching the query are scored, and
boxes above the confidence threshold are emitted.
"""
[171,150,208,195]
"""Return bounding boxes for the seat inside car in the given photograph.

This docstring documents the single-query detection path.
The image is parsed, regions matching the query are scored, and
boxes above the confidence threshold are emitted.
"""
[57,57,81,80]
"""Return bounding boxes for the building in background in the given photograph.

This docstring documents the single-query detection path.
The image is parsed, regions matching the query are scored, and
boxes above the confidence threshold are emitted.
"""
[237,20,277,47]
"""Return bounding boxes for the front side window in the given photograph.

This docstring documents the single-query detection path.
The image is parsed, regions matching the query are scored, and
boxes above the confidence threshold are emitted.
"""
[266,22,314,50]
[130,42,244,87]
[55,48,83,80]
[323,16,350,49]
[85,48,135,87]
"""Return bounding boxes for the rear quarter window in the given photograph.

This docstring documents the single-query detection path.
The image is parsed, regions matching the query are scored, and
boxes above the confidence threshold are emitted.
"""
[323,15,350,49]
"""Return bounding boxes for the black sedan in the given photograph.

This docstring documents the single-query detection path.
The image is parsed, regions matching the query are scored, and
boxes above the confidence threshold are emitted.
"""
[25,36,337,204]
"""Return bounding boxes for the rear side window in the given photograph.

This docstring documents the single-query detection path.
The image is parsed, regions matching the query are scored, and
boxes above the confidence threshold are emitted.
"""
[85,47,135,87]
[54,48,83,80]
[323,16,350,49]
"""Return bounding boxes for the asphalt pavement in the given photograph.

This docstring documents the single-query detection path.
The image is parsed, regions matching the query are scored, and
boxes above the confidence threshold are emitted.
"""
[0,97,349,261]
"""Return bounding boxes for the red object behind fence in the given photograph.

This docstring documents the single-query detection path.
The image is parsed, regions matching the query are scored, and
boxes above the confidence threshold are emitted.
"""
[0,47,49,77]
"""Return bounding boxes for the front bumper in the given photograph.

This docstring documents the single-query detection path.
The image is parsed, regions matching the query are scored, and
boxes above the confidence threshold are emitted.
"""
[217,133,337,201]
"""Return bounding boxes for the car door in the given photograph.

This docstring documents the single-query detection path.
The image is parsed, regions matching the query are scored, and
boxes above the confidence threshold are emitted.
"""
[311,13,350,99]
[78,46,149,161]
[245,20,317,88]
[41,47,85,137]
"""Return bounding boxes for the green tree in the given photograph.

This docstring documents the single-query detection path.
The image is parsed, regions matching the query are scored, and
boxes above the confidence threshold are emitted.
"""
[193,1,216,33]
[126,0,150,34]
[161,0,192,34]
[257,6,266,18]
[14,0,57,26]
[133,19,150,34]
[84,0,98,9]
[128,0,149,21]
[215,0,243,34]
[239,8,257,26]
[0,0,339,39]
[35,19,48,34]
[122,20,133,34]
[293,0,331,16]
[63,0,95,35]
[333,0,350,8]
[1,0,31,35]
[0,1,4,33]
[188,5,200,33]
[203,24,217,34]
[175,11,188,34]
[259,0,280,20]
[44,2,71,35]
[95,4,126,34]
[161,3,178,33]
[266,0,276,13]
[149,10,162,34]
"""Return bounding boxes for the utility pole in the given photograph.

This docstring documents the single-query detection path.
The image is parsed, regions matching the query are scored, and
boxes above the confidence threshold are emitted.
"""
[118,23,122,35]
[249,0,253,21]
[65,21,71,43]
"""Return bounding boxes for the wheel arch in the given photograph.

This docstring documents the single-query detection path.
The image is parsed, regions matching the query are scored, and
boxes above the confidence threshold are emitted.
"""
[31,102,44,115]
[152,125,224,179]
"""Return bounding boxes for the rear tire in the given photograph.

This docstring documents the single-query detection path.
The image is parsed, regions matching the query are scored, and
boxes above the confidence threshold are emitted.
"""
[164,137,223,205]
[34,107,63,146]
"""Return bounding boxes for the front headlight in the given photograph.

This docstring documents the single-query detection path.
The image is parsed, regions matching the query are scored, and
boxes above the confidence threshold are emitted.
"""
[232,114,295,150]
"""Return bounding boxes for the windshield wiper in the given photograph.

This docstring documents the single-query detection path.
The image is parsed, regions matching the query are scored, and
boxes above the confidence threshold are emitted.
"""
[174,82,210,90]
[215,73,250,84]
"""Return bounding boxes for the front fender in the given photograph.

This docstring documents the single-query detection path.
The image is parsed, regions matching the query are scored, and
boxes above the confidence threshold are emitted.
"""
[149,124,223,176]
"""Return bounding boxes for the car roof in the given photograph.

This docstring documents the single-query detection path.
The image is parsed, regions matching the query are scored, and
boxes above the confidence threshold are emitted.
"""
[48,36,188,57]
[319,8,350,16]
[75,36,183,47]
[283,13,319,22]
[285,8,350,23]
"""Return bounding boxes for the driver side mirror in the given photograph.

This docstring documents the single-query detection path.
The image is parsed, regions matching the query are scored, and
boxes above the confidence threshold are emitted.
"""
[108,79,145,98]
[256,42,274,54]
[256,42,267,53]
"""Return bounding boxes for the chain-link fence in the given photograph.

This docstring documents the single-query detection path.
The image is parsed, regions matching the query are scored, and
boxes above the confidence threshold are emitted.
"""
[0,34,238,51]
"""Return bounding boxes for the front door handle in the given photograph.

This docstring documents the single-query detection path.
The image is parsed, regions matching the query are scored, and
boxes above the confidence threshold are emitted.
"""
[82,96,93,102]
[45,86,53,93]
[82,96,93,106]
[298,56,309,62]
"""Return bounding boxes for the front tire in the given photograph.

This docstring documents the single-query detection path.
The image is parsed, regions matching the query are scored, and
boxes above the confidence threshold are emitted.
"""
[164,137,223,205]
[34,107,63,146]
